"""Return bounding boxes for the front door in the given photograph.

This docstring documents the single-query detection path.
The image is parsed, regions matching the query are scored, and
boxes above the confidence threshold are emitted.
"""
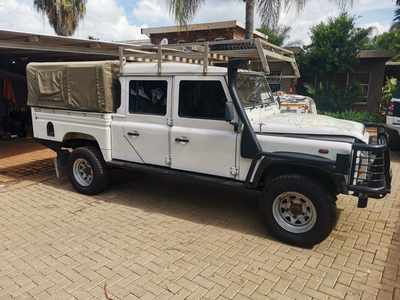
[170,76,238,178]
[123,77,172,166]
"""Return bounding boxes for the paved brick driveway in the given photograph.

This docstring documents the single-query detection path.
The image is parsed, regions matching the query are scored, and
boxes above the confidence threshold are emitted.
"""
[0,140,399,300]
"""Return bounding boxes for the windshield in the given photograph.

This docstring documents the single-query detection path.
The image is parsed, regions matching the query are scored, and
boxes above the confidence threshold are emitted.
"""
[236,73,274,108]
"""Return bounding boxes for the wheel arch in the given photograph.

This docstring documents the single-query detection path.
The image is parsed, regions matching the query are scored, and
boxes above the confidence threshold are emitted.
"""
[62,132,100,150]
[253,159,346,196]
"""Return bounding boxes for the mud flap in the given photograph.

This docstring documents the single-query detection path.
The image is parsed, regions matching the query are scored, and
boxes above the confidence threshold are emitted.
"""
[54,150,70,178]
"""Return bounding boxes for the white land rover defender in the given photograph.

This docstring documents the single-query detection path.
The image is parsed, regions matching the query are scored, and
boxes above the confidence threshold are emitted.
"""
[27,39,391,247]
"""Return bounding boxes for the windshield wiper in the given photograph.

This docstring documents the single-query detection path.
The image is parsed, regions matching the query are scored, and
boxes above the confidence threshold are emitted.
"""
[249,100,259,109]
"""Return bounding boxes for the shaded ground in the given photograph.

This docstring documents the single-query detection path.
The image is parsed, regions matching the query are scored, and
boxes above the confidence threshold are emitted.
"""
[0,139,56,187]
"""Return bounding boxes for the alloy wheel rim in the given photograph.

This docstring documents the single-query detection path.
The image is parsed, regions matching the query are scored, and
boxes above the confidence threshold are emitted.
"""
[272,192,317,233]
[73,158,93,187]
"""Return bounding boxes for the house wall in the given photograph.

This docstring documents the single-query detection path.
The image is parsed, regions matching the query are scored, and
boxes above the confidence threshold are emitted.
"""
[150,27,247,45]
[352,57,388,113]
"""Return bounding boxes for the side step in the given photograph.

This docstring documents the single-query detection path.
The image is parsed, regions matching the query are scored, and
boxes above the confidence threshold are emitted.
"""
[107,160,245,188]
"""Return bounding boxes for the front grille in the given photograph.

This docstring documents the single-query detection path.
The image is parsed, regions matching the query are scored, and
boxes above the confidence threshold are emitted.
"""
[348,125,391,196]
[350,150,385,190]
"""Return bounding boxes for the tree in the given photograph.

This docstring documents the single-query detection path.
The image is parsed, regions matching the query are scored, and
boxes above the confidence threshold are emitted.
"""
[297,12,371,81]
[166,0,354,39]
[373,30,400,61]
[257,24,302,46]
[296,12,371,111]
[34,0,87,36]
[360,30,400,61]
[392,0,400,30]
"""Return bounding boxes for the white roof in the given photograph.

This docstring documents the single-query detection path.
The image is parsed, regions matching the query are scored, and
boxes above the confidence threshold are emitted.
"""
[122,61,227,75]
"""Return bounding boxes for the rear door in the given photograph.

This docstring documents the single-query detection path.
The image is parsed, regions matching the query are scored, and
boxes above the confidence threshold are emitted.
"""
[170,76,238,178]
[123,77,172,166]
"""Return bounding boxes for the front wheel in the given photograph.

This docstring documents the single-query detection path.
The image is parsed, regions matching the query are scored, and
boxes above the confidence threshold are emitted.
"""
[259,174,337,247]
[67,146,110,195]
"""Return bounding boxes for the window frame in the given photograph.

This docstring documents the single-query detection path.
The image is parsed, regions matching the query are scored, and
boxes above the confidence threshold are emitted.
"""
[177,79,228,121]
[347,72,371,102]
[128,79,168,116]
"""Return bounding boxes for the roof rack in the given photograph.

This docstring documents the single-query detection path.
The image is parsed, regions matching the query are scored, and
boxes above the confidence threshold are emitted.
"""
[119,38,299,78]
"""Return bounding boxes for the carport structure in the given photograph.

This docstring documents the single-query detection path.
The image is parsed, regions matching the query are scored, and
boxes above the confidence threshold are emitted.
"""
[0,29,136,138]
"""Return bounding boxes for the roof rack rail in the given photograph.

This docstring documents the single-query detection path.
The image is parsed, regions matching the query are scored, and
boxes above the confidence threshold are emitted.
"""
[118,38,299,78]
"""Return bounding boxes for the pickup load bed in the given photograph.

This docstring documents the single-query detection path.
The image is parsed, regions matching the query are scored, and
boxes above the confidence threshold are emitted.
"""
[27,60,120,112]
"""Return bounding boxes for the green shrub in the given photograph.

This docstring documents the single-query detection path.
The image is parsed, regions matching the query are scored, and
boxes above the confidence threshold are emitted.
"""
[382,77,399,110]
[305,81,365,113]
[319,109,382,123]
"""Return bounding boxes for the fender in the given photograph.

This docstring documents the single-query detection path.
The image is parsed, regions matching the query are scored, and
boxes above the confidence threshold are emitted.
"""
[243,151,348,194]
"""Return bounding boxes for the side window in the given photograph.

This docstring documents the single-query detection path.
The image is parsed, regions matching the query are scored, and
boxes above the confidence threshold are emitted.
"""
[178,81,227,119]
[129,80,167,115]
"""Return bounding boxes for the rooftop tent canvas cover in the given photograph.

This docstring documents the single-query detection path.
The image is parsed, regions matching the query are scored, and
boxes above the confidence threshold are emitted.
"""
[27,61,120,113]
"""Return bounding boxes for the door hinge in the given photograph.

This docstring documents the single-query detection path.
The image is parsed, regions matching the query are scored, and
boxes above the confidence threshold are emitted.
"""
[230,166,239,176]
[167,118,173,126]
[165,156,171,165]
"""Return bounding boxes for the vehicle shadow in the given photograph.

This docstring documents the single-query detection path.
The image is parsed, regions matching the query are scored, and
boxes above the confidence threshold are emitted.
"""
[41,149,400,245]
[45,167,274,240]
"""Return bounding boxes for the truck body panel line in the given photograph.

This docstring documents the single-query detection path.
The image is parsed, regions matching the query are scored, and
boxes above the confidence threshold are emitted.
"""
[123,135,145,163]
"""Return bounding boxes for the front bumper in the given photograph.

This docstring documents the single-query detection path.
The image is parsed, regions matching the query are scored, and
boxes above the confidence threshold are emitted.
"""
[347,125,391,207]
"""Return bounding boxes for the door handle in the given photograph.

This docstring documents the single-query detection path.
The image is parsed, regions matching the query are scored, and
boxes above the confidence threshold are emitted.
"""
[175,137,189,143]
[127,131,140,136]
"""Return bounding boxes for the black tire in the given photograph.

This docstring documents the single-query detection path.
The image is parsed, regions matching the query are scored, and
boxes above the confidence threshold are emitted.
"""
[210,42,255,51]
[210,42,271,51]
[388,133,400,151]
[67,146,110,195]
[259,174,337,247]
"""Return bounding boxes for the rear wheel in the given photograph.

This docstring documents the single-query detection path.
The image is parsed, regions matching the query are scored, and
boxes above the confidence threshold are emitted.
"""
[67,146,110,195]
[259,174,337,247]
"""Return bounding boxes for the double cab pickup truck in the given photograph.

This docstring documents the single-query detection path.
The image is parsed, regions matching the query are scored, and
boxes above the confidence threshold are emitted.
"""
[27,39,391,247]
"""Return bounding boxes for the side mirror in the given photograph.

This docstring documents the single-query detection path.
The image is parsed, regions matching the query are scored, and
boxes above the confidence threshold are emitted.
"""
[225,102,234,122]
[225,102,239,132]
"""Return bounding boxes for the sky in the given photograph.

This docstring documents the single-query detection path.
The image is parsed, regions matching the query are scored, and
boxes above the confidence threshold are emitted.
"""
[0,0,397,45]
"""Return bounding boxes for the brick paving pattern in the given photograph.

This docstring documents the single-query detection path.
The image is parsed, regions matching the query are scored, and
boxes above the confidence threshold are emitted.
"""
[0,139,399,300]
[0,139,55,186]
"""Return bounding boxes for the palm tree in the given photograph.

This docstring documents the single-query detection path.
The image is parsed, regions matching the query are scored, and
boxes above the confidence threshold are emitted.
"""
[257,24,302,46]
[167,0,354,39]
[34,0,87,36]
[392,9,400,30]
[392,0,400,30]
